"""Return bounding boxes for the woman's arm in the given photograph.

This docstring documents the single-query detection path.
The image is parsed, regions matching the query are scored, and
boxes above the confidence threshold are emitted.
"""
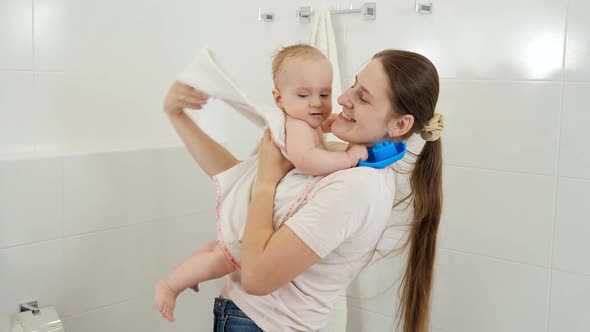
[240,130,321,295]
[240,131,379,295]
[164,81,239,177]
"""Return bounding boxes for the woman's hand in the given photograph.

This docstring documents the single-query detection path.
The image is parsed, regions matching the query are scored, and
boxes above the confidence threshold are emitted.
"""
[256,129,294,189]
[164,81,209,115]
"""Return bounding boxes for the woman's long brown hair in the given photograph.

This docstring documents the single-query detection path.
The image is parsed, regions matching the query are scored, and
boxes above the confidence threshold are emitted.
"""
[374,50,443,332]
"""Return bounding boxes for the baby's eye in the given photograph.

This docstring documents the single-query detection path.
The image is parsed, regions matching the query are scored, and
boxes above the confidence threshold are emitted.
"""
[320,93,330,98]
[297,94,309,98]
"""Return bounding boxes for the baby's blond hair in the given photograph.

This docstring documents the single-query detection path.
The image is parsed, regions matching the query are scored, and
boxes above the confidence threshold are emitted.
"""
[272,44,326,86]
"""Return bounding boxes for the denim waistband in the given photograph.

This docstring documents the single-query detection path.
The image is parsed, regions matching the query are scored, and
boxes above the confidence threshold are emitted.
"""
[213,297,250,318]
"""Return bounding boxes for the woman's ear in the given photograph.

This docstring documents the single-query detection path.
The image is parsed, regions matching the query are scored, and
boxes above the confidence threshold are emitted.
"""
[272,88,283,109]
[387,114,414,138]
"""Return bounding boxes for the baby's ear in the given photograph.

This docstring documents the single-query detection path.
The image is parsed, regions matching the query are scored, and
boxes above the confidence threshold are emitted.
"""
[272,88,283,108]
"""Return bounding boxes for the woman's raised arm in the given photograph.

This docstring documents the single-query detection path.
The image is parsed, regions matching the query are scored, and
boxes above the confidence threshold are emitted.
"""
[164,81,239,177]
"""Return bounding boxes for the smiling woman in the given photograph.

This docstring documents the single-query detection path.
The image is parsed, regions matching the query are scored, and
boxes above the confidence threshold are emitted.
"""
[160,44,443,332]
[155,43,371,322]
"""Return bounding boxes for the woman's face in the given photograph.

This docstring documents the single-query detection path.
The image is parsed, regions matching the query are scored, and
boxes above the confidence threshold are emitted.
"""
[331,59,396,146]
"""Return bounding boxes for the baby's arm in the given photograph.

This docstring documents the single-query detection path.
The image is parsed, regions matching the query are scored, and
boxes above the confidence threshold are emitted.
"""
[285,117,367,176]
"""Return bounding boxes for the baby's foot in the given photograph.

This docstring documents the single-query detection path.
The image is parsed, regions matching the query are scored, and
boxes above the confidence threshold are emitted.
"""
[155,279,178,322]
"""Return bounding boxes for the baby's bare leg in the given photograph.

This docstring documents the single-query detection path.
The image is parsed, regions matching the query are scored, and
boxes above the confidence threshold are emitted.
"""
[167,240,236,290]
[155,240,235,322]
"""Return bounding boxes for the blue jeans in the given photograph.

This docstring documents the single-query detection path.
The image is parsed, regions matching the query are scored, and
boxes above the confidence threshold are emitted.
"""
[213,297,264,331]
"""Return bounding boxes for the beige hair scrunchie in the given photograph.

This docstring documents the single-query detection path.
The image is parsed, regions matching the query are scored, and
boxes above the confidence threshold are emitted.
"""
[420,112,445,141]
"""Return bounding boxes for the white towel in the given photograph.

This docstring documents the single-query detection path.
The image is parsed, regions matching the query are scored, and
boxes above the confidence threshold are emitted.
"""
[310,8,342,108]
[177,48,287,152]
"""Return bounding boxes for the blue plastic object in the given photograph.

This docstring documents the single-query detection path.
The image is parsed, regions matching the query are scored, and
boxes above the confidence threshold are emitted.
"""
[357,141,407,169]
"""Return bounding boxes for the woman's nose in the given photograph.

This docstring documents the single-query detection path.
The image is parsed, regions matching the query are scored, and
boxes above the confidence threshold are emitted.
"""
[337,89,352,107]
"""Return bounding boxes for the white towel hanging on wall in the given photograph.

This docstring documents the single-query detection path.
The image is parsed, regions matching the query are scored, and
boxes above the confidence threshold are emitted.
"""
[310,8,342,111]
[310,8,344,144]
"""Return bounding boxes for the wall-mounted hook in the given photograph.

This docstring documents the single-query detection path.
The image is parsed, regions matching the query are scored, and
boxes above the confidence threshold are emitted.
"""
[258,8,274,22]
[296,6,312,24]
[416,1,432,14]
[20,301,40,315]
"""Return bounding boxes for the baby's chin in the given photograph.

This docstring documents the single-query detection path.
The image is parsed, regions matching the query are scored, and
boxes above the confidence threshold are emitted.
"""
[304,116,325,129]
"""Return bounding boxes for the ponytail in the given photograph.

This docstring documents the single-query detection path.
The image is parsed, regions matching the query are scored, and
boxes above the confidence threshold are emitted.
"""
[373,49,442,332]
[399,139,443,332]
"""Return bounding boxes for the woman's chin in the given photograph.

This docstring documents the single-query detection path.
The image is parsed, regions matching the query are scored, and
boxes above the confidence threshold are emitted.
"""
[331,119,353,141]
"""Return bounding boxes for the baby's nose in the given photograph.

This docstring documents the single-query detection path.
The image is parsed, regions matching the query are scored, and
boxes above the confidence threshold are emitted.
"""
[310,95,322,106]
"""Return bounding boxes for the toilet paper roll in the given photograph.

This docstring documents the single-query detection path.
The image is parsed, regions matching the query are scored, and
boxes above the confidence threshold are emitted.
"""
[11,306,64,332]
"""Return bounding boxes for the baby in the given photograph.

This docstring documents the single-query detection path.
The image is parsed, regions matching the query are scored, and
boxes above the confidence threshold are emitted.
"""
[155,44,367,322]
[270,44,368,175]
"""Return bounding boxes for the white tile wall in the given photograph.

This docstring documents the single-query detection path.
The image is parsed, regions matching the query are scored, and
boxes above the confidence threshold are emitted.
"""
[564,0,590,81]
[60,295,159,332]
[0,158,62,248]
[0,241,64,331]
[33,0,201,74]
[552,177,590,276]
[0,73,35,154]
[61,148,212,236]
[33,70,178,154]
[441,166,555,267]
[547,270,590,332]
[346,237,405,317]
[342,0,568,81]
[430,250,550,332]
[0,147,218,332]
[557,83,590,179]
[2,0,590,331]
[0,0,32,70]
[59,226,143,316]
[346,307,396,332]
[437,81,562,175]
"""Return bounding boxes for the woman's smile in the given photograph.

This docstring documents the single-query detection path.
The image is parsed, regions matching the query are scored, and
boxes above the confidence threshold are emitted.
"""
[339,111,355,122]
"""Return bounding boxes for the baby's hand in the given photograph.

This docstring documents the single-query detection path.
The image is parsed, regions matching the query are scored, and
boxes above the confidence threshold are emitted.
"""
[321,114,338,133]
[346,145,368,167]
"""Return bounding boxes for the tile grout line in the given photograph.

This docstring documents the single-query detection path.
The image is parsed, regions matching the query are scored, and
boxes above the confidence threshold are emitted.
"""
[445,163,590,183]
[545,1,572,330]
[31,0,35,73]
[32,0,38,154]
[440,78,588,84]
[60,296,138,319]
[440,248,550,270]
[551,267,590,279]
[0,211,208,250]
[444,163,554,178]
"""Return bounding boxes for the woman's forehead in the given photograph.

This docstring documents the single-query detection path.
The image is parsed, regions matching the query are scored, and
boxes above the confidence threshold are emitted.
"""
[358,59,389,98]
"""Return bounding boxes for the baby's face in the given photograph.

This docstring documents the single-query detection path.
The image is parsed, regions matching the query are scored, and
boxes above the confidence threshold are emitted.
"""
[274,57,333,128]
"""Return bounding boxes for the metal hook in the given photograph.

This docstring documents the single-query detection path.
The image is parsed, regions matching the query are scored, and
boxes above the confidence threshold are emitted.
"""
[416,1,433,13]
[258,8,274,22]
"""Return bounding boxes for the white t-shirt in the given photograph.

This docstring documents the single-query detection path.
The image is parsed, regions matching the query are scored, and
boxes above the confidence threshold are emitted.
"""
[224,165,397,331]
